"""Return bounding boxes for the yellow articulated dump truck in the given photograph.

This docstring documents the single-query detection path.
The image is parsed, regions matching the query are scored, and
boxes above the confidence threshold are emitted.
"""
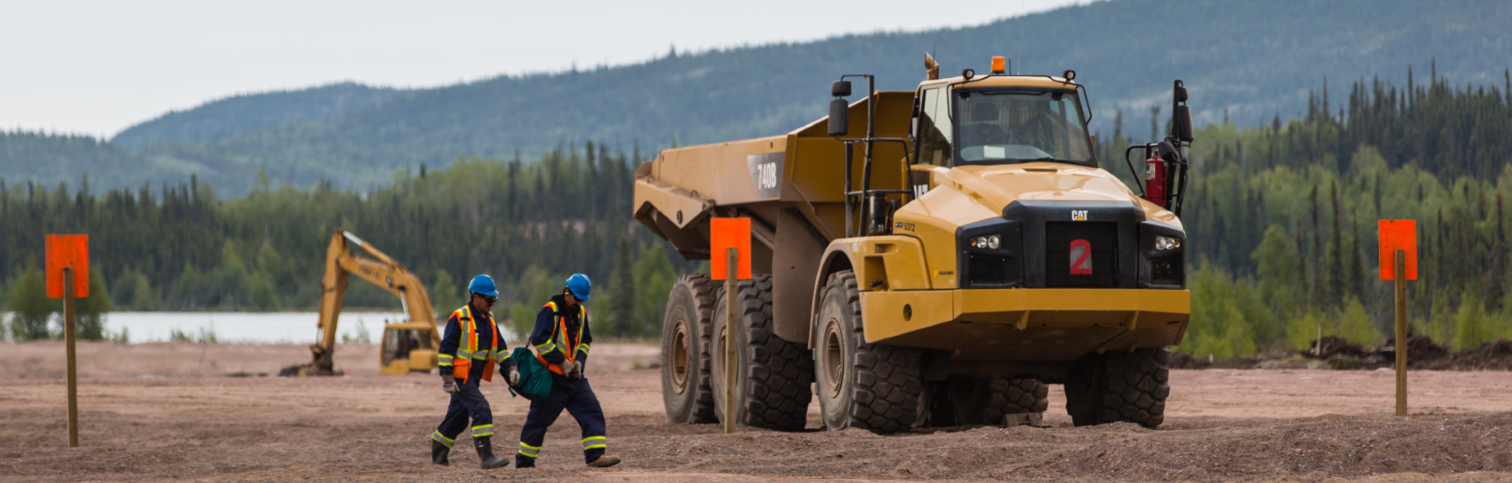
[636,56,1194,433]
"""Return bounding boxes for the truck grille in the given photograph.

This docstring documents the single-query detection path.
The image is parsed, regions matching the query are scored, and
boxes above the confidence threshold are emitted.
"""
[1045,222,1118,288]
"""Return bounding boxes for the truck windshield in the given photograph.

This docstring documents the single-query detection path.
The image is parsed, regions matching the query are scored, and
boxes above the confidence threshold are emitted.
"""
[955,90,1093,166]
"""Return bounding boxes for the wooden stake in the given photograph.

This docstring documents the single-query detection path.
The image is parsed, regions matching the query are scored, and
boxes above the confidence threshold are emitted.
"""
[724,247,739,434]
[1394,249,1407,417]
[64,267,79,447]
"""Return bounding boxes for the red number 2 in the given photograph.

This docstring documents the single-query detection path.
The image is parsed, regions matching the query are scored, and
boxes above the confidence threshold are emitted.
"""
[1069,239,1092,275]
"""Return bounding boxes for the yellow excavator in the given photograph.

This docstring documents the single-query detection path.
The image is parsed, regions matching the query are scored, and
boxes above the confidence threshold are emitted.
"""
[280,229,441,376]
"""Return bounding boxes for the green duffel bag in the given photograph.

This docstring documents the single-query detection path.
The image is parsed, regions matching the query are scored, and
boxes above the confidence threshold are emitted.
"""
[506,346,553,402]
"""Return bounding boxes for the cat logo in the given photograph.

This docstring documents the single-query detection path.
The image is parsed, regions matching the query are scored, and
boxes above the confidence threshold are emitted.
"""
[1071,210,1088,221]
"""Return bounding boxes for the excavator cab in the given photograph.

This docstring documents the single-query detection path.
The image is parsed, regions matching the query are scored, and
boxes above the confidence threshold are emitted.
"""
[380,321,439,375]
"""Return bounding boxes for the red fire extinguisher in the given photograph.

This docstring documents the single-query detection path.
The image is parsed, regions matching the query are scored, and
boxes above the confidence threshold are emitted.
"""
[1144,153,1167,207]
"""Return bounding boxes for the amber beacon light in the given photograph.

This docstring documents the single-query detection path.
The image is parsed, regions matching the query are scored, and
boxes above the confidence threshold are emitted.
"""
[991,56,1006,74]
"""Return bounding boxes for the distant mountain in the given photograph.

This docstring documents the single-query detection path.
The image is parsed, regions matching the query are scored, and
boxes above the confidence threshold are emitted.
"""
[4,0,1510,194]
[112,82,405,148]
[0,132,154,191]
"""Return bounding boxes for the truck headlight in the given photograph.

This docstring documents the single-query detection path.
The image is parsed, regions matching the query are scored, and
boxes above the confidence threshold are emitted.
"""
[971,235,1000,249]
[1155,236,1182,251]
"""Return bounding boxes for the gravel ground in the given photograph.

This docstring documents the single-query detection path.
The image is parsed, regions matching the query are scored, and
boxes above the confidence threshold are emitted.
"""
[1,341,1510,482]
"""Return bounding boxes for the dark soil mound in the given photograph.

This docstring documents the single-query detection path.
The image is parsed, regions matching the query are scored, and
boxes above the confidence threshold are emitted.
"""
[1307,336,1368,359]
[1382,335,1450,364]
[1169,351,1206,369]
[1418,339,1512,371]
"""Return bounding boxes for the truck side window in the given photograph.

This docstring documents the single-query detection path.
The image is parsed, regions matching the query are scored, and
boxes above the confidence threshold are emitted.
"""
[916,88,952,166]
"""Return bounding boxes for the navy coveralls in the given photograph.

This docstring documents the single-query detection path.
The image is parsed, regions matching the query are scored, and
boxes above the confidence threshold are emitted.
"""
[431,302,511,448]
[516,294,606,467]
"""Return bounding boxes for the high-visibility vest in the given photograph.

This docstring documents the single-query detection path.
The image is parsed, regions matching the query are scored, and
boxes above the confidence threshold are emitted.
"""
[534,301,588,376]
[442,305,500,383]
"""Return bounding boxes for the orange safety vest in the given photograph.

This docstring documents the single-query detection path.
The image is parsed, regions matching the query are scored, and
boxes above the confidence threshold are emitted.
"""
[534,301,586,376]
[446,305,499,383]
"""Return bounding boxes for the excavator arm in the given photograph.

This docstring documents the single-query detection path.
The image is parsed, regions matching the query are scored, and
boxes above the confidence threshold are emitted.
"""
[287,229,441,376]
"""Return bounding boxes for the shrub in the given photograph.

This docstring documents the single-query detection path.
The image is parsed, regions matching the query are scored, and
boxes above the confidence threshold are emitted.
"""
[7,263,55,341]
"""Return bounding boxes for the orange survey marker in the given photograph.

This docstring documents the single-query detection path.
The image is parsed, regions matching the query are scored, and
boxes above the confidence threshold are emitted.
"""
[710,218,751,280]
[1377,220,1417,280]
[46,235,89,298]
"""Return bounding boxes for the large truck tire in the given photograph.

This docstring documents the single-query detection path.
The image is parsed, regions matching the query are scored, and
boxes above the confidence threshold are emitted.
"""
[813,271,922,433]
[660,274,719,424]
[1064,347,1170,428]
[985,378,1050,423]
[710,275,814,431]
[927,378,1048,426]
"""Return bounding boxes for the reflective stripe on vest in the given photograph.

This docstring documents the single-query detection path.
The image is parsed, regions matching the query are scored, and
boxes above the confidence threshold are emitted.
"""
[449,305,499,382]
[535,301,586,376]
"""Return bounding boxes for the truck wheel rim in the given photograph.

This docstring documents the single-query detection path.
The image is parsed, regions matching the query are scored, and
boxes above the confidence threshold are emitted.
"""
[670,320,690,392]
[822,321,844,398]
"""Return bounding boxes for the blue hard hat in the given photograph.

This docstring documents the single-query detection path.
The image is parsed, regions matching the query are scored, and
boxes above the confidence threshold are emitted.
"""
[468,274,499,297]
[566,273,591,301]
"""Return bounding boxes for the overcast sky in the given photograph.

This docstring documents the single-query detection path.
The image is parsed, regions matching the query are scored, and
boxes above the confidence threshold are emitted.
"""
[0,0,1089,137]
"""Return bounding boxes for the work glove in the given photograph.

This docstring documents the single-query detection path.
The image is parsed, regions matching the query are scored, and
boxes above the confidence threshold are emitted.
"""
[501,359,520,386]
[441,374,460,394]
[559,359,578,379]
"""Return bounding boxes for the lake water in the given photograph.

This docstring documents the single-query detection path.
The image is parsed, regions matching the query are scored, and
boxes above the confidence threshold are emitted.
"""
[105,312,413,344]
[1,311,520,344]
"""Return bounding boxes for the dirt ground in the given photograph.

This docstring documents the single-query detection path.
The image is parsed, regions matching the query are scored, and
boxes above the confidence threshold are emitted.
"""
[2,342,1511,482]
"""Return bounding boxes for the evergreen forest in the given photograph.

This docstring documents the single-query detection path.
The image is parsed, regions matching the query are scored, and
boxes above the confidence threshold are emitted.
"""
[1095,65,1512,357]
[0,141,698,342]
[4,69,1512,358]
[4,0,1509,195]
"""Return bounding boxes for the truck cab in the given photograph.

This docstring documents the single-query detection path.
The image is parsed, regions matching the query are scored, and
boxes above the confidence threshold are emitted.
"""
[898,73,1188,287]
[913,76,1095,171]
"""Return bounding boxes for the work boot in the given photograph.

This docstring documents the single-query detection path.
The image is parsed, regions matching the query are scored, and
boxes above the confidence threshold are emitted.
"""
[586,454,622,468]
[431,439,451,465]
[474,436,510,469]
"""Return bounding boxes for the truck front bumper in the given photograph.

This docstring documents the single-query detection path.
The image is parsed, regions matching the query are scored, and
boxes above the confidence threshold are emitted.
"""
[859,288,1189,362]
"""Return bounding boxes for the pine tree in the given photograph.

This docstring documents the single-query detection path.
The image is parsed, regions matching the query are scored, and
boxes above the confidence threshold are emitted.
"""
[609,236,636,338]
[1326,180,1343,309]
[1308,184,1321,308]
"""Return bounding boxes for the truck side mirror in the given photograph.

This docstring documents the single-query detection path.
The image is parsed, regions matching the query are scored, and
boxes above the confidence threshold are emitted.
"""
[1170,79,1193,143]
[1172,105,1193,143]
[832,81,852,98]
[828,98,849,136]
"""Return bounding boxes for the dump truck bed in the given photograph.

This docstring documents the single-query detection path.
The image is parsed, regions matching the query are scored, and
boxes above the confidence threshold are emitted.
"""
[632,91,915,266]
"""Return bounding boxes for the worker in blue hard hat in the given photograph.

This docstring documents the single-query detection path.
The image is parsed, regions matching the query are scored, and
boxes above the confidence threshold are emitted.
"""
[515,273,621,468]
[430,274,516,469]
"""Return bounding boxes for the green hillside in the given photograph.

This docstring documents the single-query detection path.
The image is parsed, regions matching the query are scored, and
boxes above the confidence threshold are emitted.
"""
[0,132,155,190]
[113,82,404,148]
[2,0,1510,194]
